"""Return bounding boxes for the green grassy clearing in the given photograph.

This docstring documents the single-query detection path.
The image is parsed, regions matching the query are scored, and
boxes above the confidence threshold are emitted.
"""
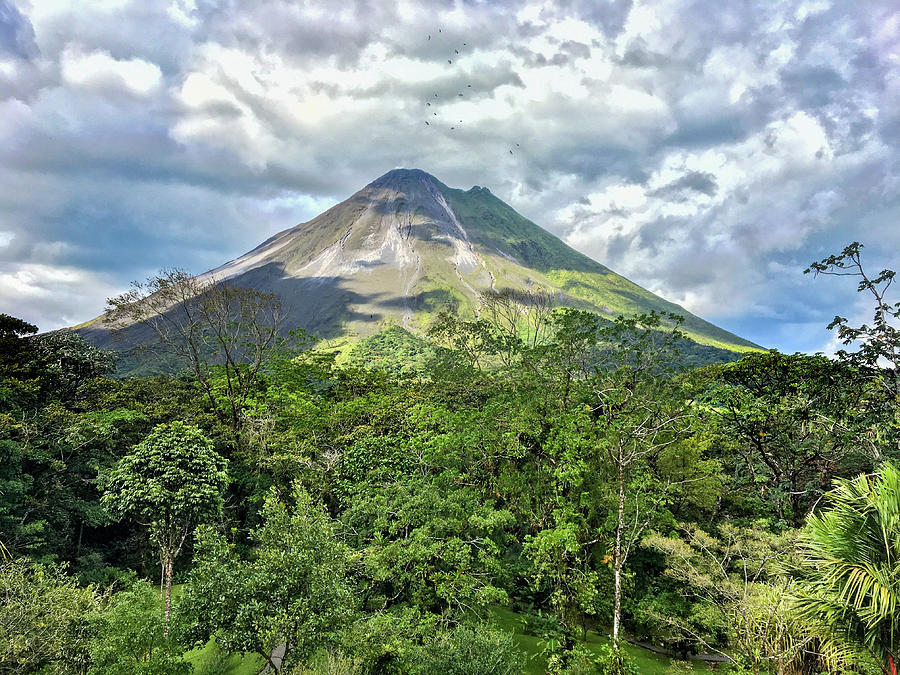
[491,606,714,674]
[184,638,264,675]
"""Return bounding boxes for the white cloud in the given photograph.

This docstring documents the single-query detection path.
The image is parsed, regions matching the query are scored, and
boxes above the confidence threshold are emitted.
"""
[0,263,120,330]
[60,46,162,97]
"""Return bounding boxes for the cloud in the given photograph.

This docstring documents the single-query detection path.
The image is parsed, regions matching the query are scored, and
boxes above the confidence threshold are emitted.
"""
[0,262,119,329]
[60,46,162,97]
[0,0,36,58]
[0,0,898,354]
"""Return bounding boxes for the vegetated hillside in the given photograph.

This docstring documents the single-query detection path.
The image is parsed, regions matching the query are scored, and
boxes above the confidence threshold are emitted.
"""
[76,168,759,372]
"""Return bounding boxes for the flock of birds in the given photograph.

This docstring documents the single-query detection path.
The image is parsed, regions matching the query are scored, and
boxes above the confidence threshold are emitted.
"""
[422,29,518,156]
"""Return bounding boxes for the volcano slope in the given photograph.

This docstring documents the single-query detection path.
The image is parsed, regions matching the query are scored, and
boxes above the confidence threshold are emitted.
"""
[78,168,759,368]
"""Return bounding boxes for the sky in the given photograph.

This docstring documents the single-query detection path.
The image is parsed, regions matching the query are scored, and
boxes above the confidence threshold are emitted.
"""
[1,0,899,353]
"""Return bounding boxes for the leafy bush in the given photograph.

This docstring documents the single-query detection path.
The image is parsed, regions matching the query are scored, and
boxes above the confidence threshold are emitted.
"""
[0,558,97,674]
[88,580,189,675]
[590,644,640,675]
[413,622,526,675]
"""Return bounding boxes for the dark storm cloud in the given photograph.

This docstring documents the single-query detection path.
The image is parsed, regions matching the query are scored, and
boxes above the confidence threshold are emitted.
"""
[1,0,899,354]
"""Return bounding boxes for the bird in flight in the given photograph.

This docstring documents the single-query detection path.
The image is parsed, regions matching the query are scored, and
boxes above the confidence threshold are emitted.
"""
[451,126,455,130]
[427,34,431,40]
[448,59,452,64]
[455,49,459,54]
[509,150,513,154]
[425,121,430,125]
[426,102,431,106]
[458,92,463,96]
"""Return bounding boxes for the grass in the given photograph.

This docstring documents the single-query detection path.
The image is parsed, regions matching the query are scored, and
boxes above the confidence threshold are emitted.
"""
[185,638,264,675]
[491,606,713,674]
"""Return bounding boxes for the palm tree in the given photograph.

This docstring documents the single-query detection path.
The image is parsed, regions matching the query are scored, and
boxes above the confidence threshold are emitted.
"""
[792,462,900,674]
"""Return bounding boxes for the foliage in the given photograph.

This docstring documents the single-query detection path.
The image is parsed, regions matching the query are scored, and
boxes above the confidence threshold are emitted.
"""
[792,462,900,672]
[342,473,514,617]
[178,485,354,672]
[349,326,435,375]
[88,580,189,675]
[642,524,861,672]
[590,643,640,675]
[806,242,900,389]
[704,350,875,525]
[412,622,527,675]
[3,237,899,675]
[0,558,97,674]
[31,332,117,403]
[101,421,228,627]
[0,314,40,412]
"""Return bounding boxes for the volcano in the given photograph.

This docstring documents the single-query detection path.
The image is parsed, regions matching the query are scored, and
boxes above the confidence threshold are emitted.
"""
[79,168,758,359]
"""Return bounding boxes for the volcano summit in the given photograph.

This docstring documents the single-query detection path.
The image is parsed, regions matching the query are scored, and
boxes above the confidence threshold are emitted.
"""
[79,168,758,357]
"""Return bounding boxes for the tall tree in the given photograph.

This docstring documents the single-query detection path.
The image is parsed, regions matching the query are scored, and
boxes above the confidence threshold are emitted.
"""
[101,421,228,632]
[588,313,700,651]
[523,311,715,670]
[105,269,288,437]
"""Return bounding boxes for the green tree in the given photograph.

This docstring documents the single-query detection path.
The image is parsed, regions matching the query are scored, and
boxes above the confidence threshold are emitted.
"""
[792,462,900,674]
[806,242,900,392]
[88,581,189,675]
[586,313,701,650]
[705,351,873,524]
[412,622,526,675]
[31,331,116,405]
[342,474,513,618]
[101,421,228,631]
[805,242,900,462]
[643,524,865,673]
[0,558,97,674]
[0,314,40,412]
[178,485,354,673]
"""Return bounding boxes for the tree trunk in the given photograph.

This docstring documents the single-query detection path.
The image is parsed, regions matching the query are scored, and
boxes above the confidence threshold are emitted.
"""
[163,554,174,637]
[612,457,625,647]
[75,520,83,560]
